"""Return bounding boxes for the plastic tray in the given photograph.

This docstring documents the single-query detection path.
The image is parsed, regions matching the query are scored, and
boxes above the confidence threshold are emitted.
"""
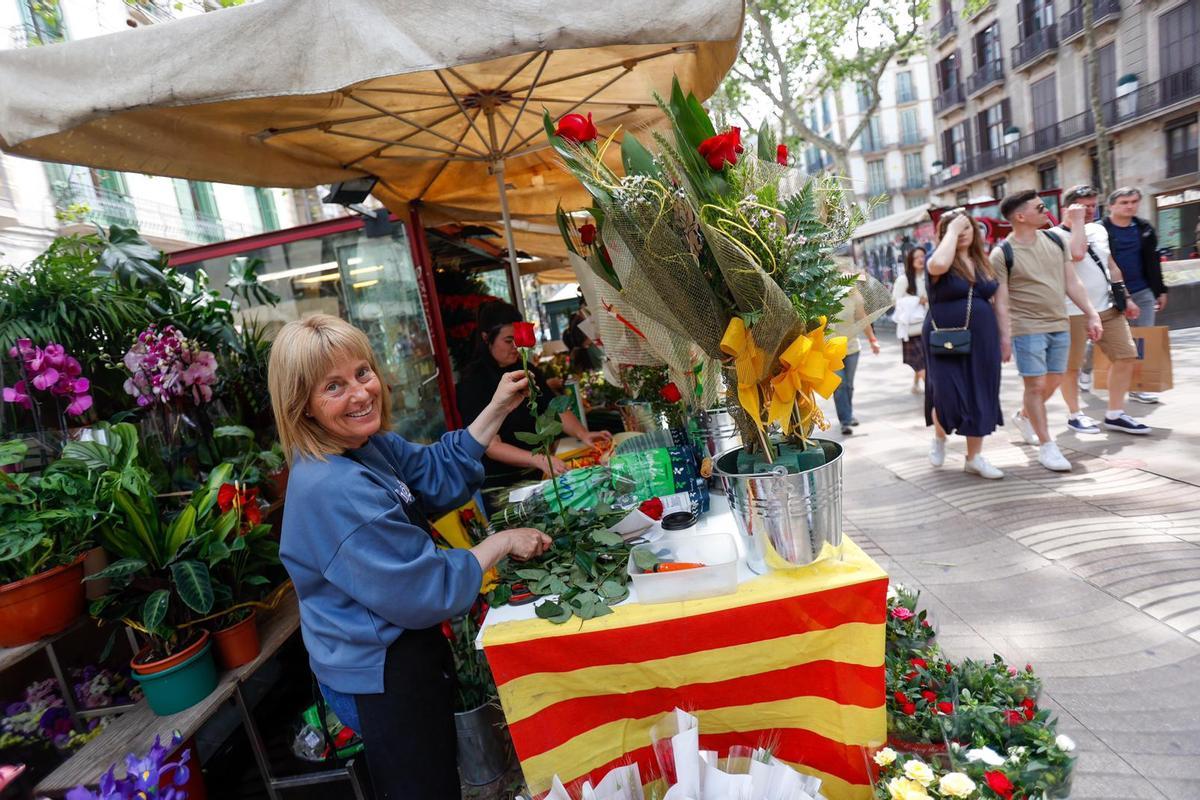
[628,532,739,604]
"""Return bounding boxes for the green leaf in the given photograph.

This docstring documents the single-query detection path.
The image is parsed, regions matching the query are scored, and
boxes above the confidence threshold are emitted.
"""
[113,489,161,565]
[633,549,660,572]
[514,568,549,581]
[621,133,658,177]
[489,583,513,607]
[599,580,629,603]
[83,557,146,581]
[205,538,231,567]
[163,504,196,562]
[213,425,254,440]
[171,560,214,614]
[590,530,624,547]
[513,431,544,446]
[756,118,778,162]
[244,574,271,586]
[142,589,170,631]
[534,600,572,624]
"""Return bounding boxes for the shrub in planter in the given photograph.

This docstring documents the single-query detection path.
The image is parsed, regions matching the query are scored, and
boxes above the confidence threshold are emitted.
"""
[0,440,101,646]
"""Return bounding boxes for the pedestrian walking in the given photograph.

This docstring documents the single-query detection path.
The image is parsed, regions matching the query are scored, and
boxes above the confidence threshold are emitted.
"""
[893,246,928,394]
[1102,187,1168,404]
[993,191,1102,472]
[1050,186,1151,436]
[831,265,880,435]
[924,209,1011,479]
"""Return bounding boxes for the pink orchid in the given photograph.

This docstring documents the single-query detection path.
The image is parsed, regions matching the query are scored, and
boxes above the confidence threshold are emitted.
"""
[66,394,94,416]
[31,367,60,392]
[2,380,31,410]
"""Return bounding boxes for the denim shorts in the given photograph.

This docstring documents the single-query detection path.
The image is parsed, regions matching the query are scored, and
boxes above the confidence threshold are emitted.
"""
[1012,331,1070,377]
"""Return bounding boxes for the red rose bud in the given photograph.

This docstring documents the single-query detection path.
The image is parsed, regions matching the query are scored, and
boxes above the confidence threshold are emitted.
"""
[945,663,954,674]
[904,671,918,682]
[660,382,682,403]
[776,143,788,166]
[512,321,537,348]
[937,701,954,715]
[1024,706,1036,720]
[1004,709,1024,726]
[461,508,475,522]
[910,657,928,669]
[555,112,598,143]
[441,621,454,639]
[697,127,744,170]
[1020,698,1035,710]
[579,223,597,245]
[921,690,937,703]
[984,771,1015,800]
[1026,663,1034,672]
[893,691,909,705]
[901,702,917,716]
[639,497,664,520]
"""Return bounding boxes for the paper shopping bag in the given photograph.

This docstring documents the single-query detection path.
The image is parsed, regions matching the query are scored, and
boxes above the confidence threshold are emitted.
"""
[1094,325,1173,392]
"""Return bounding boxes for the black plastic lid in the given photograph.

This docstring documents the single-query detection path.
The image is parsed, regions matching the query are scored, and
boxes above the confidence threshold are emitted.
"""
[661,511,698,531]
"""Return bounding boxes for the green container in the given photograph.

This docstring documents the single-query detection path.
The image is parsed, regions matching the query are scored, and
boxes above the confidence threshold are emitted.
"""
[133,641,219,716]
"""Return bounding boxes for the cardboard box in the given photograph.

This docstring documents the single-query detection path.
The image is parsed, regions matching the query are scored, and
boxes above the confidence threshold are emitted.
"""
[1094,325,1173,392]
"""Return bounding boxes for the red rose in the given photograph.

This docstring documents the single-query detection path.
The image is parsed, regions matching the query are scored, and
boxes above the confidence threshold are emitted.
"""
[776,143,788,166]
[512,321,537,348]
[441,621,454,640]
[461,508,476,522]
[922,619,932,628]
[921,690,937,703]
[893,691,910,705]
[901,702,917,716]
[639,497,664,520]
[579,223,597,246]
[910,657,928,669]
[660,382,682,404]
[904,671,918,682]
[984,771,1015,800]
[1024,706,1036,721]
[697,127,743,170]
[945,663,954,673]
[1004,709,1024,726]
[555,113,598,143]
[937,701,954,715]
[1020,697,1035,710]
[1025,663,1034,672]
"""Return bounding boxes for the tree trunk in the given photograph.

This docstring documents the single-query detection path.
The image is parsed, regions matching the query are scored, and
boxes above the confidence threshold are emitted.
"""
[1084,0,1116,197]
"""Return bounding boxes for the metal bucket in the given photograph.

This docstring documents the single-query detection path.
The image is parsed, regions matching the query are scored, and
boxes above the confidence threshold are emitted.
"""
[617,399,664,433]
[714,439,844,574]
[694,406,743,461]
[455,701,511,785]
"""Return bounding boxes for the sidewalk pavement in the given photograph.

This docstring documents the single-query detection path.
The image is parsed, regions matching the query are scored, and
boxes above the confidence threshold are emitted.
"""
[823,328,1200,800]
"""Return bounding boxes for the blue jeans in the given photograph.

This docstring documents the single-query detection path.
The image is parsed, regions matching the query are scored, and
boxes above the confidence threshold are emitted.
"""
[1131,287,1157,327]
[1012,331,1070,377]
[833,351,860,425]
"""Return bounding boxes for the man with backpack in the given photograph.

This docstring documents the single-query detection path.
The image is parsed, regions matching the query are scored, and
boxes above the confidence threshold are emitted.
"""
[991,190,1102,472]
[1102,187,1167,404]
[1051,186,1150,436]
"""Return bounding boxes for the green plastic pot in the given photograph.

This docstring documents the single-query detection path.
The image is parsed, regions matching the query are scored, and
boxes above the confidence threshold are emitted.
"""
[132,639,219,716]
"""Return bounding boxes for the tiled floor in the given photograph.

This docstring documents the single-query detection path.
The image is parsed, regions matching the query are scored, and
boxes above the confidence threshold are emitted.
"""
[827,327,1200,800]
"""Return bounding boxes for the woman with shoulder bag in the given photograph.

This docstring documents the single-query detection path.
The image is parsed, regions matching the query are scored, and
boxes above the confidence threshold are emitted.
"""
[893,247,929,394]
[924,210,1012,479]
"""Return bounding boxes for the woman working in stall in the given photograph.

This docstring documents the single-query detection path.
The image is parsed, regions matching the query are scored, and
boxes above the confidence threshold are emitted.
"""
[456,301,611,492]
[269,314,551,799]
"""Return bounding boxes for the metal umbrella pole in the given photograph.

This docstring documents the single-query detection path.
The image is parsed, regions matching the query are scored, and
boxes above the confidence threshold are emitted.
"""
[492,161,526,316]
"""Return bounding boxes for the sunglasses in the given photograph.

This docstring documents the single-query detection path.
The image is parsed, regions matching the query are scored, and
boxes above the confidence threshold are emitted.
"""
[1071,188,1098,198]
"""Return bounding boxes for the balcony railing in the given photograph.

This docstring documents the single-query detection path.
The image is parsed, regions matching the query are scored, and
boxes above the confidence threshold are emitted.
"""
[858,138,893,154]
[932,62,1200,188]
[902,176,928,192]
[51,181,261,244]
[1060,0,1121,42]
[1167,148,1199,178]
[933,13,957,43]
[1012,24,1058,71]
[900,130,925,147]
[896,89,918,104]
[967,59,1005,97]
[935,83,966,115]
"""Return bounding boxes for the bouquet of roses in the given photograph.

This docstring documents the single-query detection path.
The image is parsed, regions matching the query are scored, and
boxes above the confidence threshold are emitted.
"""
[870,749,980,799]
[945,733,1076,800]
[886,650,958,748]
[887,583,937,656]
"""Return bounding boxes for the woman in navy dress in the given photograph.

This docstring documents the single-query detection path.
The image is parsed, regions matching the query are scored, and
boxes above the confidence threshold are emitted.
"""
[924,209,1012,479]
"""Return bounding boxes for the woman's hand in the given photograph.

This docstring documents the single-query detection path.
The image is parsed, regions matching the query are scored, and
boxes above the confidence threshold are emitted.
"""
[536,455,569,477]
[1000,337,1013,363]
[581,430,613,448]
[488,371,530,414]
[501,528,552,561]
[947,214,971,235]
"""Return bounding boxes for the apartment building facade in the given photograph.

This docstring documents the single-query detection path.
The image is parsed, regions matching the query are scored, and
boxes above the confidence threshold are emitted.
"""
[0,0,346,267]
[926,0,1200,259]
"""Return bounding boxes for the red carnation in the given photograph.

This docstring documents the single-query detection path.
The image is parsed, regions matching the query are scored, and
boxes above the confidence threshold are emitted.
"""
[555,113,598,143]
[1004,709,1024,726]
[660,382,682,404]
[697,127,743,170]
[901,702,917,716]
[921,690,937,703]
[776,143,788,166]
[984,771,1015,800]
[579,223,597,246]
[910,657,928,669]
[512,321,536,348]
[639,497,664,520]
[937,701,954,715]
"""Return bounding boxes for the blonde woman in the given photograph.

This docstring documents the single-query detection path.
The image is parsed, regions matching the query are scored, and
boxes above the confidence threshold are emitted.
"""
[268,314,550,799]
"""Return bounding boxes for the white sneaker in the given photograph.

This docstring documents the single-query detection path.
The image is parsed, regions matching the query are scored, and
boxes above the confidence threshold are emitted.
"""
[1012,411,1039,445]
[1129,391,1160,404]
[964,455,1004,479]
[1078,372,1093,393]
[929,438,946,467]
[1038,442,1072,472]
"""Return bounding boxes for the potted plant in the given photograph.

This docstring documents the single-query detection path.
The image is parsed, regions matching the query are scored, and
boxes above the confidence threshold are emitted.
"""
[886,583,937,656]
[443,603,511,786]
[61,423,228,716]
[1117,73,1139,118]
[0,440,101,647]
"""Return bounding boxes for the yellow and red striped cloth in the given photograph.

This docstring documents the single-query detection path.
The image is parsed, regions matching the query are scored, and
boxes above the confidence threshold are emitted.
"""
[481,538,887,799]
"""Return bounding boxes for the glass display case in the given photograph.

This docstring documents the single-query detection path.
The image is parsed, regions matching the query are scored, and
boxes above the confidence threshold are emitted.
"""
[171,219,448,444]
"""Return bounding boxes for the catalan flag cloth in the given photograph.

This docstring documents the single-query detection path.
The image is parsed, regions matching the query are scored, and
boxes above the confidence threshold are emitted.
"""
[481,538,887,799]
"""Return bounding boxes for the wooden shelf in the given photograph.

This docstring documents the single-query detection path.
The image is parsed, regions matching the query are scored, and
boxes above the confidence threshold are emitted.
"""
[0,618,87,673]
[36,590,299,797]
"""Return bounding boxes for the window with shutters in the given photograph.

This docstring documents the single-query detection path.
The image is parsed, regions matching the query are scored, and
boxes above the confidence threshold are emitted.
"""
[871,198,894,220]
[1166,115,1199,177]
[1031,75,1058,150]
[943,122,969,165]
[1038,161,1059,191]
[1019,0,1054,38]
[175,180,225,243]
[955,190,970,205]
[821,94,832,130]
[901,109,921,144]
[897,72,916,103]
[1082,43,1117,111]
[904,152,925,187]
[937,53,961,91]
[1160,0,1199,83]
[867,160,888,195]
[252,187,280,230]
[973,23,1002,69]
[991,179,1007,200]
[18,0,65,44]
[977,102,1008,154]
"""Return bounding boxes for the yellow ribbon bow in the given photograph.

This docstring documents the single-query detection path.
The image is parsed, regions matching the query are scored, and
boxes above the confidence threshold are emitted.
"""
[767,318,849,433]
[719,317,767,428]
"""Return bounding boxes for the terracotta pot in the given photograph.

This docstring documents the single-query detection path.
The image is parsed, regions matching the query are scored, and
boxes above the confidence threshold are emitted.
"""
[132,629,211,676]
[212,610,261,670]
[0,554,87,647]
[82,546,110,601]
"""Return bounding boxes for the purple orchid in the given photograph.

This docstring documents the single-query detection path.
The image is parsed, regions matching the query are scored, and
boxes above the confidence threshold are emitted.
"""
[121,325,217,407]
[2,339,93,418]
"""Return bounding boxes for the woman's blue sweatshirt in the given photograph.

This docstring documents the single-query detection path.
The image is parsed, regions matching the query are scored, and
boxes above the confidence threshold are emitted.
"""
[279,429,486,695]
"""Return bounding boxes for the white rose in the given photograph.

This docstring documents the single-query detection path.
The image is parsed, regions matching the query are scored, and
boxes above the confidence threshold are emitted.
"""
[874,747,898,767]
[938,772,977,798]
[1007,746,1027,763]
[903,760,935,787]
[1055,734,1076,752]
[965,747,1005,766]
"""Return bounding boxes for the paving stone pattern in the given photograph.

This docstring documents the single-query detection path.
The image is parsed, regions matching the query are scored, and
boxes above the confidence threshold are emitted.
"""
[825,328,1200,799]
